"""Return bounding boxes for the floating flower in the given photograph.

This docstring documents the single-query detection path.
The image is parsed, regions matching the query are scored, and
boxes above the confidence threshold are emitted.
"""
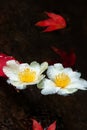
[32,119,56,130]
[35,12,66,32]
[38,63,87,95]
[3,60,48,89]
[0,53,16,77]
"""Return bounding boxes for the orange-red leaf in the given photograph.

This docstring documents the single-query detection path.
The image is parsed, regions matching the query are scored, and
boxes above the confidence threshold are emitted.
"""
[47,121,56,130]
[43,25,59,32]
[32,119,57,130]
[51,46,76,67]
[35,12,66,32]
[45,12,66,25]
[32,119,43,130]
[35,19,54,27]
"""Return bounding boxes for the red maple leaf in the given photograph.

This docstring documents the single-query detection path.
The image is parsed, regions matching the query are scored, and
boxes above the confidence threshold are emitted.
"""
[35,12,66,32]
[32,119,56,130]
[0,53,16,77]
[51,46,76,67]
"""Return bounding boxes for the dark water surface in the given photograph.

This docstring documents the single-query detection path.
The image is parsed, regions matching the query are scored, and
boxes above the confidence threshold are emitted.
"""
[0,0,87,130]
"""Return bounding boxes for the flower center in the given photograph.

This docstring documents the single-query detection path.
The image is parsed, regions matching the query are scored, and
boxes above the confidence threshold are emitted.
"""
[54,73,71,88]
[18,68,36,83]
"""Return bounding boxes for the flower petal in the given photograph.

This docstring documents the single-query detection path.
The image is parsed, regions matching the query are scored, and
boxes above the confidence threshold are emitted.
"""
[3,60,20,81]
[38,79,59,95]
[0,54,16,77]
[57,88,78,96]
[19,63,30,71]
[30,61,48,74]
[47,63,64,80]
[68,79,87,90]
[65,70,81,79]
[40,62,48,74]
[6,60,20,70]
[7,79,26,89]
[30,61,41,74]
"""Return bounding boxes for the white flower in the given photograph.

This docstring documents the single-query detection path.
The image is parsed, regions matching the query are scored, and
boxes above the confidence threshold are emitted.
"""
[3,60,48,89]
[37,63,87,95]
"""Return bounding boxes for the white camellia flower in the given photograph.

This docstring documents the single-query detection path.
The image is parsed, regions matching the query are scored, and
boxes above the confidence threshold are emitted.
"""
[3,60,48,89]
[37,63,87,95]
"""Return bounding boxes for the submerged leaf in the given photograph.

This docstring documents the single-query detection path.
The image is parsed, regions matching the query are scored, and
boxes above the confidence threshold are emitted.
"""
[51,46,76,67]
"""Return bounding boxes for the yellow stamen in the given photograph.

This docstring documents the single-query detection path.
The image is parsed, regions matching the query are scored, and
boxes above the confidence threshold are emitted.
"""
[18,68,36,83]
[54,73,71,88]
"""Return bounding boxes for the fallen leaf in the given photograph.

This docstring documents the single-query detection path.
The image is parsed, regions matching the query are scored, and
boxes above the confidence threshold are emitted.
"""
[47,121,56,130]
[35,12,66,32]
[51,46,76,67]
[32,119,56,130]
[32,119,43,130]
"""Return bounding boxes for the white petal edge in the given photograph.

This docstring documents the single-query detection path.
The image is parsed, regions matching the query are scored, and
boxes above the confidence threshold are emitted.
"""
[57,88,78,96]
[40,62,48,74]
[3,61,20,81]
[37,79,59,95]
[7,79,26,90]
